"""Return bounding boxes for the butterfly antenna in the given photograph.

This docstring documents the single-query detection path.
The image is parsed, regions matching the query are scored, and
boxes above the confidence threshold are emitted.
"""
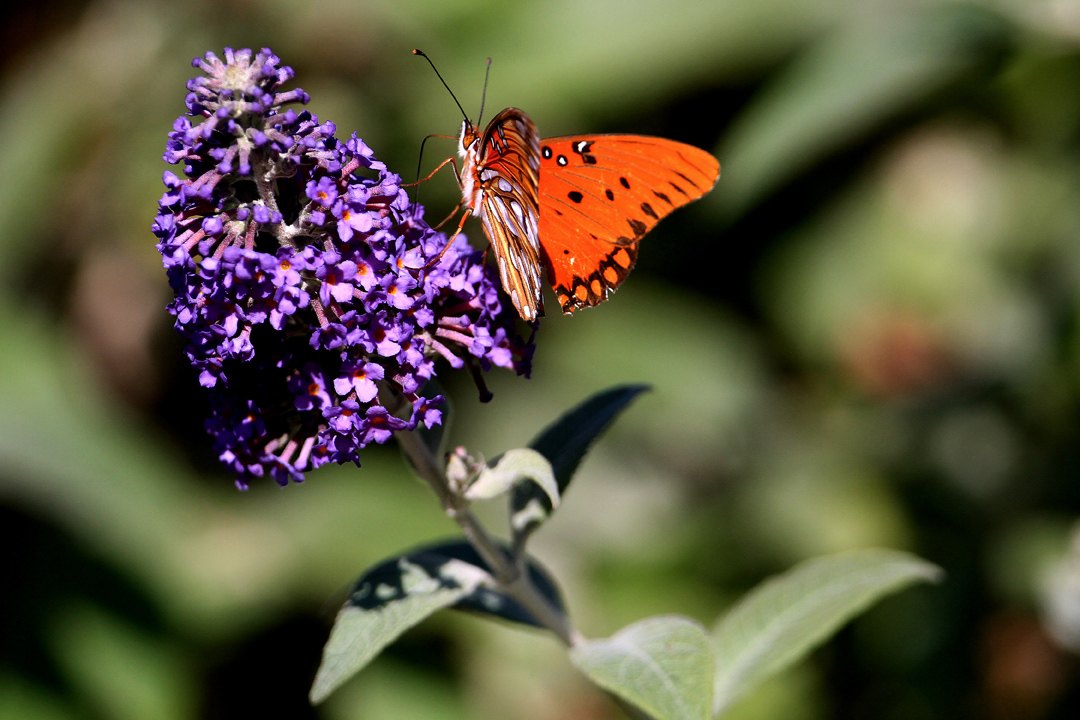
[476,57,492,125]
[412,134,434,204]
[413,49,469,122]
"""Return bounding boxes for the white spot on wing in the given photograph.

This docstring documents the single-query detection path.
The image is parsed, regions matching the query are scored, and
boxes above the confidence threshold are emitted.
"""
[510,200,525,228]
[495,201,513,228]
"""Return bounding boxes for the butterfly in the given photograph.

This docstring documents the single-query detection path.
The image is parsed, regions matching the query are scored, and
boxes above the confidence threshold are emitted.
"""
[414,52,720,321]
[455,108,719,321]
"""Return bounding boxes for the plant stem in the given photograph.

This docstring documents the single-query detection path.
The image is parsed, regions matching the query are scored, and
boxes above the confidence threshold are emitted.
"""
[395,428,580,646]
[252,148,299,248]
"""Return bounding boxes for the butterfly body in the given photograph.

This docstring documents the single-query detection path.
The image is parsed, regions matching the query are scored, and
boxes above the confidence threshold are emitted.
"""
[457,107,719,321]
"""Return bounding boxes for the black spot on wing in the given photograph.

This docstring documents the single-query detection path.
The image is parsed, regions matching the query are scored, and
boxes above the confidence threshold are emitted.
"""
[541,172,638,240]
[564,139,716,211]
[628,218,647,237]
[568,191,583,203]
[574,139,708,191]
[605,189,615,201]
[640,202,657,219]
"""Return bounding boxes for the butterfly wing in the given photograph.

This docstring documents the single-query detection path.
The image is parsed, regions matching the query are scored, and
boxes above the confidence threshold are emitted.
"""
[466,108,544,321]
[537,135,720,313]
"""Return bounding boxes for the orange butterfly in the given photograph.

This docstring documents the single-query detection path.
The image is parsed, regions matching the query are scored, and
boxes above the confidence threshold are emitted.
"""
[415,52,720,321]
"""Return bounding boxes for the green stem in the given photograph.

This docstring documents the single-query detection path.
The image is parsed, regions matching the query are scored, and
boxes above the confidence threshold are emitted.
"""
[395,428,581,646]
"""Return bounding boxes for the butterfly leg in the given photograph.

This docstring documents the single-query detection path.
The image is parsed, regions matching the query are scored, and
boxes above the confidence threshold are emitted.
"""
[421,208,472,270]
[403,156,460,187]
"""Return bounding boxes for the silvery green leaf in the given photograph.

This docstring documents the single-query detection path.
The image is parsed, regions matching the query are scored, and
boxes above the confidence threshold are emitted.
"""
[466,448,558,508]
[309,550,488,704]
[717,5,1007,218]
[570,615,714,720]
[310,538,571,704]
[529,384,650,489]
[712,549,943,716]
[511,385,649,544]
[444,543,567,628]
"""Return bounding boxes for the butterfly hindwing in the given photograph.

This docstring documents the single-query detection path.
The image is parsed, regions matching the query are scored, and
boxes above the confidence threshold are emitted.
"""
[466,108,545,321]
[537,135,720,313]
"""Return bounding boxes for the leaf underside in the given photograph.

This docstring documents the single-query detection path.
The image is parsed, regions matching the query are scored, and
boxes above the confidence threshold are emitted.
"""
[309,539,568,705]
[571,615,715,720]
[711,548,943,715]
[512,384,650,543]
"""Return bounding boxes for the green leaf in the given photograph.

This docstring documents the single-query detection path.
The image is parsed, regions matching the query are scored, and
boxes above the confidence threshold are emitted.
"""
[467,448,558,508]
[711,549,943,716]
[421,541,568,629]
[310,552,487,704]
[528,384,650,489]
[570,615,714,720]
[48,604,193,720]
[717,4,1008,218]
[0,675,77,720]
[510,384,649,543]
[310,540,569,704]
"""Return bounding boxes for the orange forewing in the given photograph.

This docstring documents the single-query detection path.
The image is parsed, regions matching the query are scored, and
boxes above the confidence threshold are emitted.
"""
[537,135,720,313]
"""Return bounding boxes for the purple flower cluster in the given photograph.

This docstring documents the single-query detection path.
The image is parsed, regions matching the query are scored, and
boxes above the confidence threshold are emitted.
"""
[152,48,532,488]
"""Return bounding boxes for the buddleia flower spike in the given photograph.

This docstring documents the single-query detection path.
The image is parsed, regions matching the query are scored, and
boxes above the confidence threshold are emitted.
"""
[153,48,533,488]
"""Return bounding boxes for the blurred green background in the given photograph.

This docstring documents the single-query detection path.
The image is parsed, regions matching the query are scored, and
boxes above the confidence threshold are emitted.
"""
[3,0,1080,718]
